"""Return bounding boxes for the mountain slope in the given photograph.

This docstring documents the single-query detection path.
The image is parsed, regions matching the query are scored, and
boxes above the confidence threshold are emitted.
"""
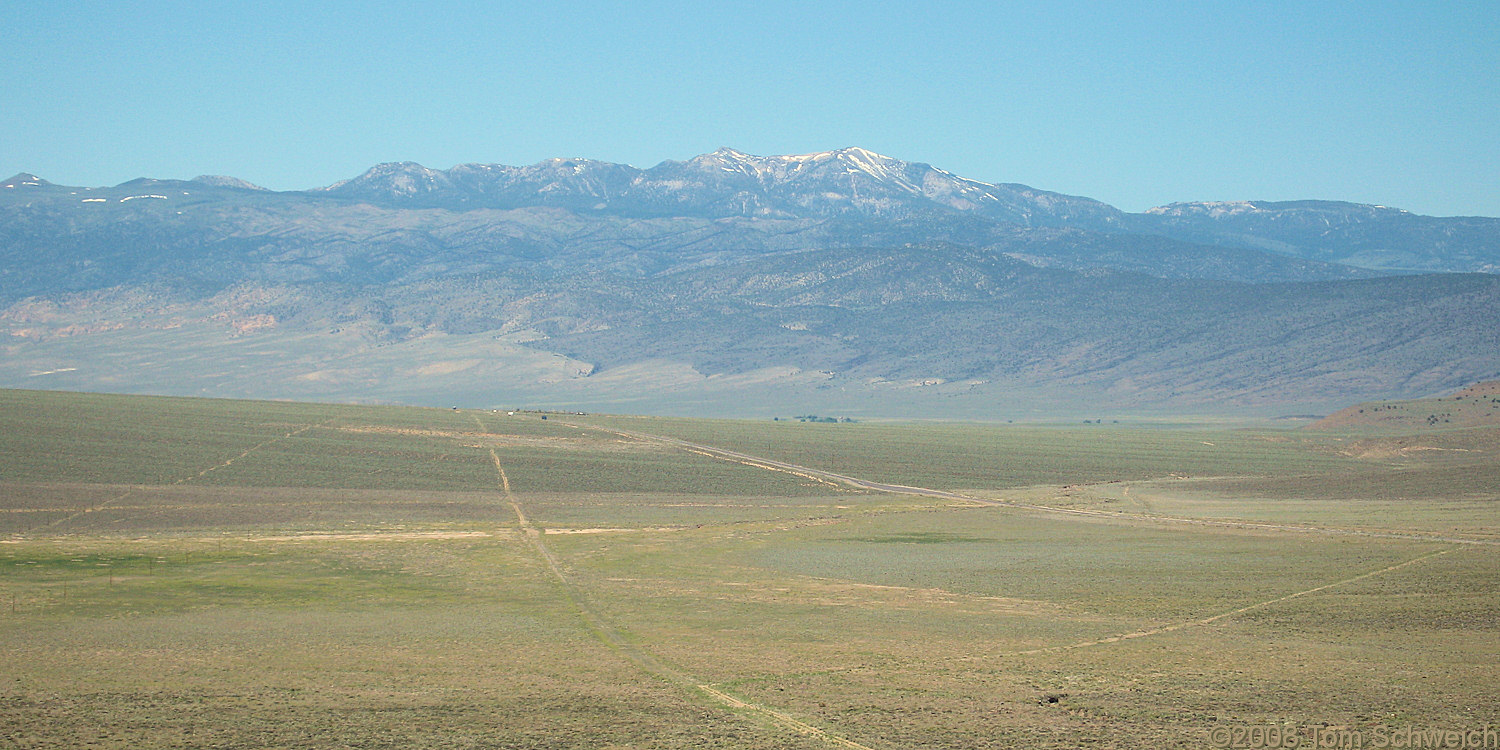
[9,149,1497,278]
[3,243,1494,415]
[1135,200,1500,273]
[0,174,1373,304]
[528,246,1500,404]
[1308,380,1500,430]
[2,149,1497,416]
[317,147,1127,227]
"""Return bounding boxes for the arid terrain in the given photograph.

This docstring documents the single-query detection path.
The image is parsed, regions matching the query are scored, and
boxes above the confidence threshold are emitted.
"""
[1,387,1496,748]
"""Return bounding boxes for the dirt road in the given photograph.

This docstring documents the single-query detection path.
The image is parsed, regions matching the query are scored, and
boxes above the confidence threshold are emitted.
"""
[570,422,1498,547]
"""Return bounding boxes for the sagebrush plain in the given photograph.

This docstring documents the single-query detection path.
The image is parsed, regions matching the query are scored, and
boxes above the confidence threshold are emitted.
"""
[1,388,1496,749]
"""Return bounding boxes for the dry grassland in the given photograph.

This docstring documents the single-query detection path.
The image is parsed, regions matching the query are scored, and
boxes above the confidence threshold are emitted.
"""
[1,389,1496,748]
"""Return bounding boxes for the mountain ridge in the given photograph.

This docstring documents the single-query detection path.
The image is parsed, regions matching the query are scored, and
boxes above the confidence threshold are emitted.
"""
[3,147,1496,416]
[9,146,1496,274]
[312,146,1125,227]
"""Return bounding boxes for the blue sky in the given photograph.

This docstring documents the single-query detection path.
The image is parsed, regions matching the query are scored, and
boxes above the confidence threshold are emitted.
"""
[4,1,1497,216]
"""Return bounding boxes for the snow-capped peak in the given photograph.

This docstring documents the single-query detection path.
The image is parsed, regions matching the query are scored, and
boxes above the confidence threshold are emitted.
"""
[322,161,451,196]
[1144,201,1260,217]
[2,172,50,188]
[827,146,913,186]
[708,146,753,159]
[360,161,443,179]
[305,148,1122,226]
[685,146,915,187]
[192,175,267,191]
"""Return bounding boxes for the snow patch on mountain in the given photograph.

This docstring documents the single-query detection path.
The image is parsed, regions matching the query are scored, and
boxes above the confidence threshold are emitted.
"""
[1146,201,1261,218]
[192,175,268,191]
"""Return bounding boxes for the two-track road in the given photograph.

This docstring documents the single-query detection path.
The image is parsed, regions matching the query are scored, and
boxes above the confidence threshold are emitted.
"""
[561,420,1499,547]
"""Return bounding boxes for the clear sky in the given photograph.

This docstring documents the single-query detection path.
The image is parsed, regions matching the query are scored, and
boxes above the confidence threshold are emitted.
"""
[4,1,1497,216]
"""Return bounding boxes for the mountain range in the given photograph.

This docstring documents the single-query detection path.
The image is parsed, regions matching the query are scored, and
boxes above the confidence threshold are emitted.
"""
[2,148,1497,418]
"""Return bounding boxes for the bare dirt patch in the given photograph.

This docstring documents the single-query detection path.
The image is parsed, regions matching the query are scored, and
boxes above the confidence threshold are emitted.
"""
[1338,441,1475,460]
[245,530,511,543]
[606,575,1068,616]
[335,424,662,453]
[543,527,687,535]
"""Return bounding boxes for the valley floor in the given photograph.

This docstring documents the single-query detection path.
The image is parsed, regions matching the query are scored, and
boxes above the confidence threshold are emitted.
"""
[1,390,1496,748]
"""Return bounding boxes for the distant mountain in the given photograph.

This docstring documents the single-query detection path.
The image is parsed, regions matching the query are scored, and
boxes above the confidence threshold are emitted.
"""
[2,173,52,189]
[1,242,1493,415]
[1,150,1496,416]
[523,246,1500,406]
[11,148,1495,277]
[0,154,1377,306]
[303,151,1500,274]
[192,175,267,191]
[1135,200,1500,274]
[318,147,1127,227]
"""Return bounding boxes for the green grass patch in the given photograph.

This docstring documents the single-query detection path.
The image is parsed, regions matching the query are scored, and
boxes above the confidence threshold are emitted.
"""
[570,414,1361,489]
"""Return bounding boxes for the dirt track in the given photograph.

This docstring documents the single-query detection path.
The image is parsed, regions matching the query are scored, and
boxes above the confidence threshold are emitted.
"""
[561,420,1477,676]
[35,420,333,532]
[571,421,1498,547]
[482,444,875,749]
